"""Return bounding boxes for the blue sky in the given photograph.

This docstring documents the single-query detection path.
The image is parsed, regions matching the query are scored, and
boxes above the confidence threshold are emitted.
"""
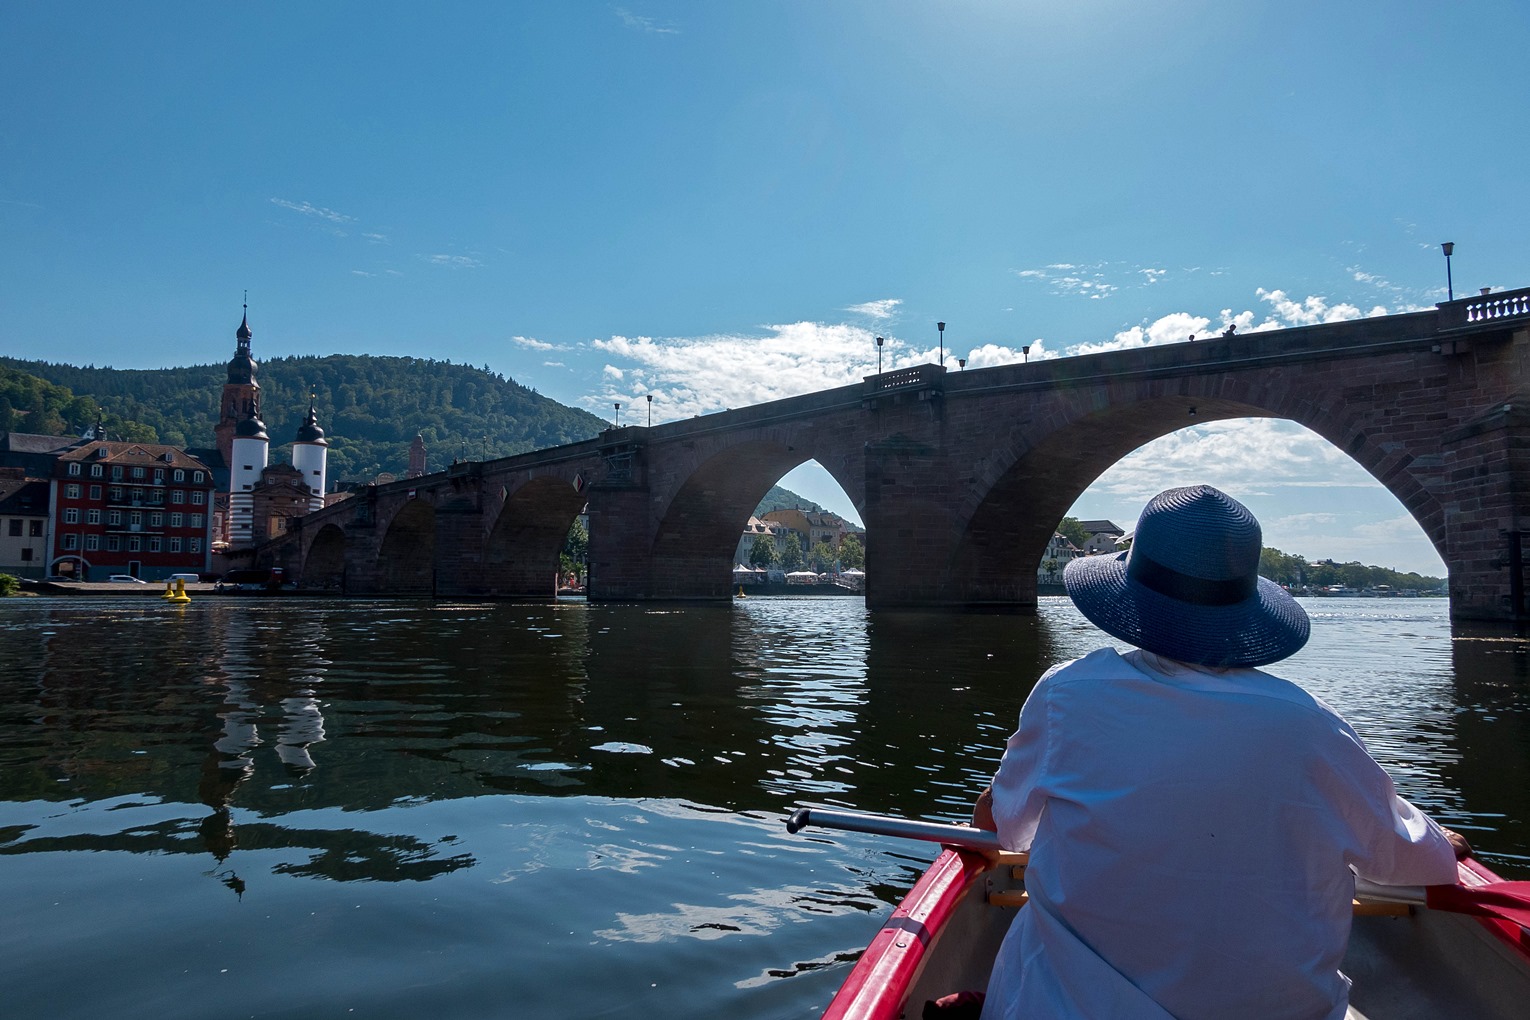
[4,2,1528,575]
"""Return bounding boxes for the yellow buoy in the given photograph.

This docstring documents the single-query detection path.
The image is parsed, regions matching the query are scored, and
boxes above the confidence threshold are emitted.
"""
[168,577,191,604]
[161,580,176,599]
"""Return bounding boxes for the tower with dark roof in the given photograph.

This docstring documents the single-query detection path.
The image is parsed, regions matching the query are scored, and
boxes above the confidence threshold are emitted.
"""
[215,304,262,466]
[228,409,270,548]
[290,397,328,512]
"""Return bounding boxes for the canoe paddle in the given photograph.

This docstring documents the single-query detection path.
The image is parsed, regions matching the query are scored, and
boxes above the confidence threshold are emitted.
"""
[788,806,1530,930]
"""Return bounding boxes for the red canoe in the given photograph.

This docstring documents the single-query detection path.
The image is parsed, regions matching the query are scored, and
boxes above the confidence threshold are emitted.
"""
[821,847,1530,1020]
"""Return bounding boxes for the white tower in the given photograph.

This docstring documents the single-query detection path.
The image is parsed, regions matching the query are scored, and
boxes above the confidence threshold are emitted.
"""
[290,399,328,513]
[229,414,270,547]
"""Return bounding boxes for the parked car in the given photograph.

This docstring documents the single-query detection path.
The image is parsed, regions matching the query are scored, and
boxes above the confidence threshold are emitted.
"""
[41,575,76,582]
[107,574,147,584]
[167,573,201,583]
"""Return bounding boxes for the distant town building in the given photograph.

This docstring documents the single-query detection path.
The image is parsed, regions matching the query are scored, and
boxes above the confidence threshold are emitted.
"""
[0,469,49,578]
[1038,532,1083,586]
[762,508,850,554]
[50,438,217,579]
[1077,519,1125,555]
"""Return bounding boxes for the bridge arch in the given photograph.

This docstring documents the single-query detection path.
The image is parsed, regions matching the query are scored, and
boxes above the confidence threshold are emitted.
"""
[484,476,588,597]
[646,439,860,597]
[377,499,436,593]
[302,523,348,590]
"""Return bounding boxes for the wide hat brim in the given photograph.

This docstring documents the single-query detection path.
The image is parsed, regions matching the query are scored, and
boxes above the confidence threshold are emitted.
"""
[1064,550,1310,668]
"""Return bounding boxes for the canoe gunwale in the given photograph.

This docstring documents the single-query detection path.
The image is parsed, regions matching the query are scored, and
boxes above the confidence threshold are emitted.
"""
[821,846,990,1020]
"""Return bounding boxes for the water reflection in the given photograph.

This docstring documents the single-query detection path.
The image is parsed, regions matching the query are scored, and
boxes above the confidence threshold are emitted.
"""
[1,596,1528,1020]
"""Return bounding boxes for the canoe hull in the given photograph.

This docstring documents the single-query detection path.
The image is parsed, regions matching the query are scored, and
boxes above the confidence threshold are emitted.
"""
[824,850,1530,1020]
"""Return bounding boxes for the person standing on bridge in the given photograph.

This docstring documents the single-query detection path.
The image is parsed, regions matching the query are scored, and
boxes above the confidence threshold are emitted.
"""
[970,484,1469,1020]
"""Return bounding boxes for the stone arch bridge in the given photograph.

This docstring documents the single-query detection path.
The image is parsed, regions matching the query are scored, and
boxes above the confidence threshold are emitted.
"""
[253,289,1530,622]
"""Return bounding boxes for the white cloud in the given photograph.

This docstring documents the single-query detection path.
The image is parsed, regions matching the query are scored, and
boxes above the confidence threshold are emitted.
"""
[1254,288,1372,326]
[512,335,556,351]
[351,270,375,277]
[592,321,907,419]
[614,7,678,34]
[846,298,902,320]
[363,232,389,244]
[1140,268,1166,285]
[603,365,625,380]
[270,197,353,223]
[421,253,482,269]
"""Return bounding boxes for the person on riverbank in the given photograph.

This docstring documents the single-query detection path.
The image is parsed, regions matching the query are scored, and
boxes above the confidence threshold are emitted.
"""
[971,485,1469,1020]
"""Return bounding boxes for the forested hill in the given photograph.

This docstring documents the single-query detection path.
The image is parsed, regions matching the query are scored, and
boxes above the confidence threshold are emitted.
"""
[2,354,608,482]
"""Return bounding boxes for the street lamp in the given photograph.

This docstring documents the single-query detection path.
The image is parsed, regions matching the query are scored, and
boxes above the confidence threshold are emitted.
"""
[1441,242,1455,301]
[614,402,621,427]
[875,335,884,374]
[1022,344,1031,364]
[958,358,966,370]
[646,393,653,427]
[937,322,945,367]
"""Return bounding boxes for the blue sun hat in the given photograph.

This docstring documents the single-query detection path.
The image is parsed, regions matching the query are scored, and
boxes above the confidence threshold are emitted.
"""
[1063,485,1309,668]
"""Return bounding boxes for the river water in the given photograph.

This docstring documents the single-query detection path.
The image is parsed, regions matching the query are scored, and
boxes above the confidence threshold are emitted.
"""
[1,595,1526,1019]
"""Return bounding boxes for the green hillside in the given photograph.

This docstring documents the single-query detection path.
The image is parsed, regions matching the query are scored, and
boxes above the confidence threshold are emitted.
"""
[0,357,832,518]
[2,354,608,482]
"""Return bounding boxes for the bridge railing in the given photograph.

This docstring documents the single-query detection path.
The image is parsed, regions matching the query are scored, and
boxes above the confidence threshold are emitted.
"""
[1439,286,1530,330]
[866,363,945,392]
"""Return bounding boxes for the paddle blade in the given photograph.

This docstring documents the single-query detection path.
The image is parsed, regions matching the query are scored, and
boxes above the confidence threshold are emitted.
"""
[1426,881,1530,929]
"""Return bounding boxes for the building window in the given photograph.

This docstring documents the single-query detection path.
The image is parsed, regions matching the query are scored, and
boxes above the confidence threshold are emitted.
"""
[67,462,81,476]
[189,538,202,553]
[7,520,19,537]
[87,509,101,525]
[89,484,101,499]
[107,536,121,551]
[127,537,141,552]
[149,512,163,527]
[131,488,144,503]
[131,466,145,480]
[149,491,163,505]
[171,490,185,504]
[85,535,99,551]
[63,509,79,524]
[149,538,162,553]
[110,486,124,502]
[170,512,183,527]
[169,537,182,553]
[90,463,103,478]
[65,483,81,499]
[154,469,164,483]
[20,547,33,561]
[61,534,79,550]
[173,469,184,482]
[193,471,205,483]
[191,491,205,505]
[111,466,123,481]
[108,510,122,526]
[190,513,204,528]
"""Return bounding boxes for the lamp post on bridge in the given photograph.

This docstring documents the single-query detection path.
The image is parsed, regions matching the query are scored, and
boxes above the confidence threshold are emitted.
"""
[614,402,621,427]
[875,335,884,374]
[937,321,945,368]
[1022,344,1030,364]
[646,393,653,427]
[1441,242,1455,302]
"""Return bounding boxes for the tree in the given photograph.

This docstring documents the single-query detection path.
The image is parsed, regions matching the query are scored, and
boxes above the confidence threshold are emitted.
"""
[808,540,838,572]
[779,532,804,571]
[838,533,865,570]
[1057,516,1089,547]
[559,517,588,581]
[748,534,776,568]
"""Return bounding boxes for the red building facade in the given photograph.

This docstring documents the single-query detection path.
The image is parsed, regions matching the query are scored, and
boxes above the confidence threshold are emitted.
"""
[50,441,217,580]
